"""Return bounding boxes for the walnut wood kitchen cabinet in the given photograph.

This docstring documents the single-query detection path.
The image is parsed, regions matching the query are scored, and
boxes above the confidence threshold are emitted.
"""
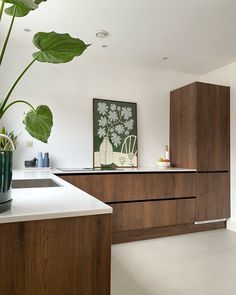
[196,172,230,221]
[170,81,230,171]
[61,172,195,203]
[0,214,111,295]
[170,81,230,223]
[59,171,226,243]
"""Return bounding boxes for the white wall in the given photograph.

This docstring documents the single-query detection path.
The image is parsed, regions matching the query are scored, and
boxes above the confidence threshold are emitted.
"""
[200,62,236,230]
[1,50,197,168]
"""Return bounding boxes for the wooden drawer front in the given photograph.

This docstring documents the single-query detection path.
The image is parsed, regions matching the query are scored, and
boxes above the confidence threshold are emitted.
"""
[196,173,230,221]
[60,173,196,203]
[60,174,146,202]
[145,173,196,199]
[111,198,196,232]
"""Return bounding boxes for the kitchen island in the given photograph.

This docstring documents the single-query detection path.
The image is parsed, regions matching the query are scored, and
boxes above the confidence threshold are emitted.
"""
[0,170,112,295]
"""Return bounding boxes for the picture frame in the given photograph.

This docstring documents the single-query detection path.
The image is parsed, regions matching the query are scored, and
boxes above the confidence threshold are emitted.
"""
[93,98,138,168]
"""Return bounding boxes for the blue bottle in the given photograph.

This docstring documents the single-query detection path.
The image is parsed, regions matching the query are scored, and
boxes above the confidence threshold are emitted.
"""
[44,152,50,167]
[37,152,44,168]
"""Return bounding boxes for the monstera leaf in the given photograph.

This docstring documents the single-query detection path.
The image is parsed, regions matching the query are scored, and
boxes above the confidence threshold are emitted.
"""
[34,0,46,4]
[32,32,89,63]
[4,0,46,17]
[23,105,53,143]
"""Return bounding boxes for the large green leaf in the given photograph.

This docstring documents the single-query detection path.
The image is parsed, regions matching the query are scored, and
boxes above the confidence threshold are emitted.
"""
[23,105,53,143]
[32,32,90,63]
[4,0,46,17]
[34,0,46,4]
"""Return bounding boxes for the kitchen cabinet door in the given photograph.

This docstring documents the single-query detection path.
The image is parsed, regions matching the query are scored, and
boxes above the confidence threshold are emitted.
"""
[196,172,230,221]
[197,83,230,171]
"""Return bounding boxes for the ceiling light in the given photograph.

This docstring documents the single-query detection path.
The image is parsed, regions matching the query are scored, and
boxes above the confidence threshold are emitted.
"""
[102,45,108,48]
[162,57,168,60]
[24,28,31,32]
[96,30,109,39]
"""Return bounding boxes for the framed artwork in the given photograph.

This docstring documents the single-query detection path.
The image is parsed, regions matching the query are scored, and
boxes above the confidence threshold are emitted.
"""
[93,98,138,168]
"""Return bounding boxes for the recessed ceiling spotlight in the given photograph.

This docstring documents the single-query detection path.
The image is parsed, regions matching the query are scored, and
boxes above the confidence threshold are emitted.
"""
[96,30,109,39]
[102,45,108,48]
[24,28,31,32]
[162,56,168,60]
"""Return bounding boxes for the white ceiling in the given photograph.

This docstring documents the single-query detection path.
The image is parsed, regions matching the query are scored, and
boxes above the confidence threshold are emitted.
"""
[2,0,236,74]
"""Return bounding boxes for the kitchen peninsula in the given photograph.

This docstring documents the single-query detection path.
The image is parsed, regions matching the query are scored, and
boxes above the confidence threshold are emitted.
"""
[0,170,112,295]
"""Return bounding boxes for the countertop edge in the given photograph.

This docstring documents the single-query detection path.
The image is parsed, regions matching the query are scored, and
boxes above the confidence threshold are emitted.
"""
[0,170,112,224]
[52,167,197,174]
[0,209,112,224]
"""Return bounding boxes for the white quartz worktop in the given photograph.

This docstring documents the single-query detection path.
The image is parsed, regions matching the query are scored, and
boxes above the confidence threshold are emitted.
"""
[53,166,197,174]
[0,170,112,224]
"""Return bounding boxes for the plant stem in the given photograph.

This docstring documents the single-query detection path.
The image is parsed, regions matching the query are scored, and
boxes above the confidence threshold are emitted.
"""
[1,100,35,118]
[0,5,16,65]
[0,0,5,23]
[0,52,42,115]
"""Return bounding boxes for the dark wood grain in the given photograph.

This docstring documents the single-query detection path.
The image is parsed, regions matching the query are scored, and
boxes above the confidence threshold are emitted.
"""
[196,172,230,221]
[112,221,226,244]
[170,81,230,172]
[197,82,230,171]
[60,169,230,243]
[60,173,146,202]
[0,214,111,295]
[60,172,196,203]
[111,198,196,232]
[145,173,196,198]
[170,82,197,168]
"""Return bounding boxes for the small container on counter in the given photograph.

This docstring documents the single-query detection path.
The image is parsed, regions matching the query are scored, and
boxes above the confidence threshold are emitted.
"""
[24,158,37,168]
[37,152,44,167]
[165,145,169,160]
[44,152,50,167]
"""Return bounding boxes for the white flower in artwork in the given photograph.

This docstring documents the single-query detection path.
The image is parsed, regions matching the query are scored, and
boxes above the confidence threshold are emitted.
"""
[108,111,118,122]
[110,104,116,111]
[121,107,132,120]
[98,127,106,138]
[98,116,107,127]
[97,102,108,115]
[124,119,134,130]
[110,128,114,133]
[117,106,121,111]
[115,124,124,134]
[125,130,129,136]
[111,132,121,147]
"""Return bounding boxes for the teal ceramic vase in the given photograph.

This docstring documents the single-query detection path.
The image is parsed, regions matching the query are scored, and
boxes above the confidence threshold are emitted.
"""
[0,135,15,213]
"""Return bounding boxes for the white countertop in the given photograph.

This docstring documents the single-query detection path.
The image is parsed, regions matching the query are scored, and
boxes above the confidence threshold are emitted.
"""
[53,166,196,174]
[0,170,112,224]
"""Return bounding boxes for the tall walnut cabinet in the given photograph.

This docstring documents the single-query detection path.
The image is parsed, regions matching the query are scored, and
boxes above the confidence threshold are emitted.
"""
[170,82,230,221]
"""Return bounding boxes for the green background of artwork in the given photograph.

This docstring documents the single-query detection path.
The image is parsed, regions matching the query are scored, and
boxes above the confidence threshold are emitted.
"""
[93,98,137,153]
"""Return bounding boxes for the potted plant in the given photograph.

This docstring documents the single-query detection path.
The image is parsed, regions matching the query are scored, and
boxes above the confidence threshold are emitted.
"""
[0,133,15,212]
[0,0,89,212]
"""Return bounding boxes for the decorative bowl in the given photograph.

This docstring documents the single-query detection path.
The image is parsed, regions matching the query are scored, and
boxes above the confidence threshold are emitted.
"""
[156,161,171,168]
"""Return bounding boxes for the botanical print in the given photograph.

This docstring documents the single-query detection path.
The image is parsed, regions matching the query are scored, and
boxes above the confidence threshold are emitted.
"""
[93,98,138,168]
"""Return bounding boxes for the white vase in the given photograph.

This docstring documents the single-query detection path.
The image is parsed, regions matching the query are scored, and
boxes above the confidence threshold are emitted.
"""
[99,136,113,165]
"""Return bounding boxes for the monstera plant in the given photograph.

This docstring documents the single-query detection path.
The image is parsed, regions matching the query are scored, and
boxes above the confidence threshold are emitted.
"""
[0,0,89,143]
[0,0,89,213]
